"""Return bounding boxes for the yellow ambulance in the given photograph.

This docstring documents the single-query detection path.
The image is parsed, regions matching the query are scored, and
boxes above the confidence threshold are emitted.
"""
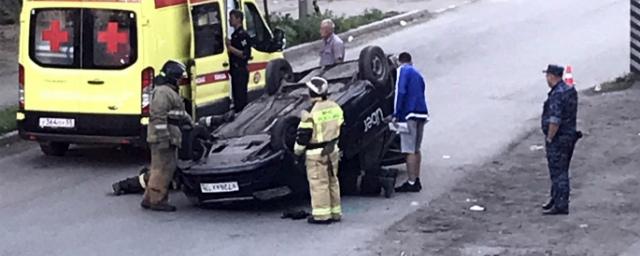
[17,0,285,156]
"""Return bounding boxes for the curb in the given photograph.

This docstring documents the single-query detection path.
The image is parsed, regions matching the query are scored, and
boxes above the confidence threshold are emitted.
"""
[283,9,433,60]
[0,130,19,145]
[282,0,475,61]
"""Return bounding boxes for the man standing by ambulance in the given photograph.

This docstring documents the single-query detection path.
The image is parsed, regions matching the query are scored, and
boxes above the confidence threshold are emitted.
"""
[141,60,192,212]
[225,9,252,112]
[294,77,344,224]
[393,52,429,193]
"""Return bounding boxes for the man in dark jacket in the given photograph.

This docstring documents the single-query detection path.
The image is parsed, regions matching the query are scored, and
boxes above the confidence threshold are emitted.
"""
[541,64,580,215]
[225,9,252,111]
[392,52,429,193]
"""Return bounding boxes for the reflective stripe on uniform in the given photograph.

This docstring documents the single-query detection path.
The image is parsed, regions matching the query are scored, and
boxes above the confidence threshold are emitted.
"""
[306,148,324,155]
[168,110,188,116]
[294,143,307,154]
[138,174,146,189]
[298,121,313,129]
[312,207,332,216]
[155,124,168,130]
[306,147,340,156]
[330,206,342,214]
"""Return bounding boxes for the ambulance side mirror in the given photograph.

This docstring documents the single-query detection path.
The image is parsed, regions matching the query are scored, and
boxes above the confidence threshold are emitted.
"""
[186,59,196,81]
[273,28,286,50]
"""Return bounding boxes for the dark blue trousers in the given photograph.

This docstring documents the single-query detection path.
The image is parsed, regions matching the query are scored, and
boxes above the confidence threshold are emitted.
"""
[545,135,576,210]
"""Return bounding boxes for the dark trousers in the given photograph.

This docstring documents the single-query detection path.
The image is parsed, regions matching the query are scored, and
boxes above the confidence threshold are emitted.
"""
[230,67,249,112]
[545,135,577,210]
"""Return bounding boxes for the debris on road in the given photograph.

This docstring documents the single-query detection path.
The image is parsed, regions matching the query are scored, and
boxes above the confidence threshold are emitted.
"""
[529,145,545,151]
[442,155,451,159]
[594,84,603,92]
[411,201,420,206]
[400,20,408,26]
[469,205,485,212]
[579,224,589,229]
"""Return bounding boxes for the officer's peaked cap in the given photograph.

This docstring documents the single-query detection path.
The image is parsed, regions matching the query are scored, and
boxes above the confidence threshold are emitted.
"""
[542,64,564,77]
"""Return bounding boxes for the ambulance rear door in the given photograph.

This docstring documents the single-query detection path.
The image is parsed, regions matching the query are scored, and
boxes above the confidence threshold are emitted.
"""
[187,0,231,117]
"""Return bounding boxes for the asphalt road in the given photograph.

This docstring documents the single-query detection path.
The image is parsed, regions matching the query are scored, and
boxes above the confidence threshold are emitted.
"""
[0,0,629,255]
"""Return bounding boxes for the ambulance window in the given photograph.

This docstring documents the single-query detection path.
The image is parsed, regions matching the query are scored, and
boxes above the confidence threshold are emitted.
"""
[88,10,137,69]
[192,3,224,58]
[29,9,80,68]
[244,3,272,44]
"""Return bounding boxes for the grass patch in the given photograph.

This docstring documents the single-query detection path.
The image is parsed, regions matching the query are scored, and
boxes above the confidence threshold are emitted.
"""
[594,73,639,93]
[0,105,18,135]
[270,9,397,47]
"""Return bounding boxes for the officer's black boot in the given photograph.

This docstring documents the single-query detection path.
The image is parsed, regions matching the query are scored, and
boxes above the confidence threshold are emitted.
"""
[542,199,554,210]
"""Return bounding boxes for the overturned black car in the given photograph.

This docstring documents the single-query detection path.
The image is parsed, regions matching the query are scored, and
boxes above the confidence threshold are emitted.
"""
[179,46,405,205]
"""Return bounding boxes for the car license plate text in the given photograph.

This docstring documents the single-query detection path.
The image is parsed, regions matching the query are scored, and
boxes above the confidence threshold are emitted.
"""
[200,182,239,193]
[39,118,75,129]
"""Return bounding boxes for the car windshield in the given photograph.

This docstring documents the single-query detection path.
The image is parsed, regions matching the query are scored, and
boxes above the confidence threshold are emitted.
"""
[29,8,137,69]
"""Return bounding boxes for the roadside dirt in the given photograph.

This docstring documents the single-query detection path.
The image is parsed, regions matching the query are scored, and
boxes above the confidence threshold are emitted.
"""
[368,82,640,256]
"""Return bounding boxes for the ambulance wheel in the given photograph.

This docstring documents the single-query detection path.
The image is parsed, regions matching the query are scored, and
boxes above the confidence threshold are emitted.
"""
[266,59,293,95]
[40,142,69,156]
[358,46,390,88]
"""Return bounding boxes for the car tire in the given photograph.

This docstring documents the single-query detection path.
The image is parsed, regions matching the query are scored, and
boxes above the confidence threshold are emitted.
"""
[270,115,300,151]
[265,58,293,95]
[358,45,390,88]
[40,142,69,156]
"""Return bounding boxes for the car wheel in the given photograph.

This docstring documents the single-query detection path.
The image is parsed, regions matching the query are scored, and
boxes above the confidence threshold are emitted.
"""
[266,58,293,95]
[269,115,300,151]
[358,45,390,88]
[39,142,69,156]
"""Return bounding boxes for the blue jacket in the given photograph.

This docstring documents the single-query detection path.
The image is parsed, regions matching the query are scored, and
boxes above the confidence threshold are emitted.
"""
[541,81,578,137]
[394,64,429,122]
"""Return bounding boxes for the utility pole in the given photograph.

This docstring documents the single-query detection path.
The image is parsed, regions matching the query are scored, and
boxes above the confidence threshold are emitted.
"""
[262,0,270,25]
[299,0,314,19]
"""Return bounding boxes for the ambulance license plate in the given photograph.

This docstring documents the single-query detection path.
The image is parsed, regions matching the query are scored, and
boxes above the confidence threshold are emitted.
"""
[200,182,239,193]
[39,118,75,129]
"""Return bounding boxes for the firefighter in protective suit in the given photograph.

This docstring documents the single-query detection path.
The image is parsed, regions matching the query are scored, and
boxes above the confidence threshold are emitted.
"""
[141,60,193,212]
[112,113,233,196]
[294,77,344,224]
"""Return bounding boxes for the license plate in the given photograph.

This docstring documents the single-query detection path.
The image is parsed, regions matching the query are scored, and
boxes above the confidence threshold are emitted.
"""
[39,118,75,129]
[200,182,239,193]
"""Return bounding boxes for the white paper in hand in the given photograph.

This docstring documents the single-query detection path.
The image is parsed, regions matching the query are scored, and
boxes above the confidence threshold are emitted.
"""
[389,122,409,134]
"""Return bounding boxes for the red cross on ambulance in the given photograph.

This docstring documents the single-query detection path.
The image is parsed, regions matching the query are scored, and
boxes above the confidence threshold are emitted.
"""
[98,22,129,54]
[42,20,69,53]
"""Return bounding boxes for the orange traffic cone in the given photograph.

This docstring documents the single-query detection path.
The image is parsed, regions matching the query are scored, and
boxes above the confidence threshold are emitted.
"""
[564,65,574,86]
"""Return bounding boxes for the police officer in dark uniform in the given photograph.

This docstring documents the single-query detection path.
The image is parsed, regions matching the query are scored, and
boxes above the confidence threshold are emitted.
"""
[225,9,252,112]
[541,64,581,215]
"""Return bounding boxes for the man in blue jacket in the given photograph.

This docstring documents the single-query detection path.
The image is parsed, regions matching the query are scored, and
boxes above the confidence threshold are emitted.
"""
[393,52,429,193]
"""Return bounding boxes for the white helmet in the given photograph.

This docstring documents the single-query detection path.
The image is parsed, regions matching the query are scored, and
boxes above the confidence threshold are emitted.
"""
[306,77,329,98]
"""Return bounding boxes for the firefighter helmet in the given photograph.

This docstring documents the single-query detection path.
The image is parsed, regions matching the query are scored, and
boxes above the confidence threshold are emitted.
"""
[158,60,187,86]
[306,77,329,98]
